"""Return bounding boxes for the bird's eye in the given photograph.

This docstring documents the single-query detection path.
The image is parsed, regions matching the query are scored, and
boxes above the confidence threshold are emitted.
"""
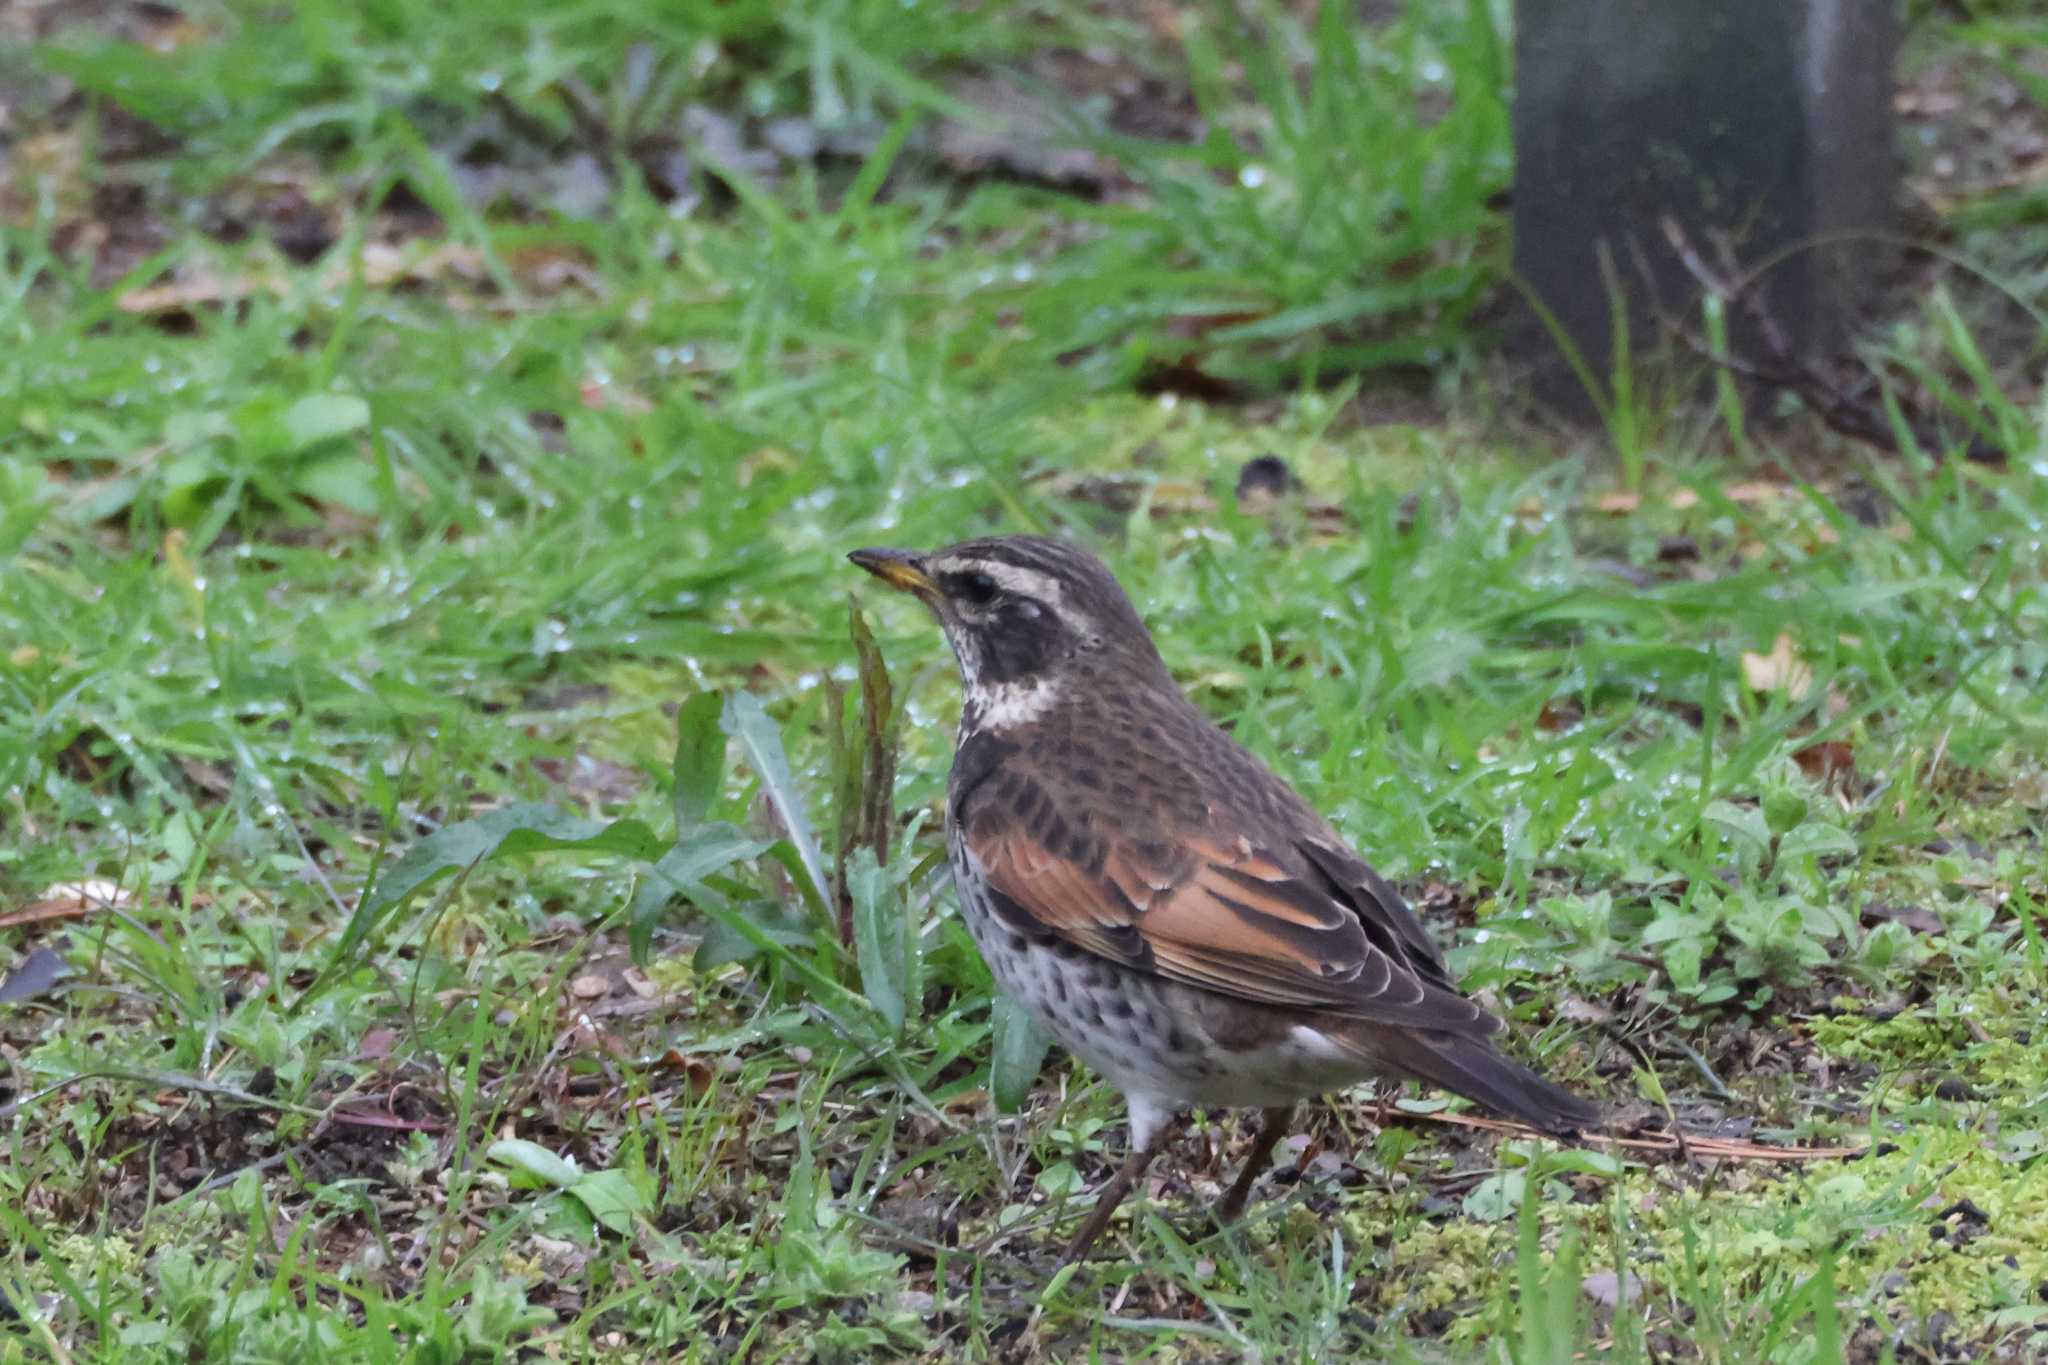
[957,572,999,607]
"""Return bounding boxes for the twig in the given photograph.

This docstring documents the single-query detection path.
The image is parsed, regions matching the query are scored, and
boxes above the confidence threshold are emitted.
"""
[1392,1107,1861,1162]
[170,1144,309,1203]
[1651,217,2005,463]
[0,1068,325,1123]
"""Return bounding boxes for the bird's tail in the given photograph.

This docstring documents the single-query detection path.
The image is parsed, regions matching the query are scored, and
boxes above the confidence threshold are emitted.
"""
[1362,1028,1602,1136]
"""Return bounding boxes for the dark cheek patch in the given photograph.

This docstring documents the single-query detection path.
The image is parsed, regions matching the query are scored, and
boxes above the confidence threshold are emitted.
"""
[979,607,1060,684]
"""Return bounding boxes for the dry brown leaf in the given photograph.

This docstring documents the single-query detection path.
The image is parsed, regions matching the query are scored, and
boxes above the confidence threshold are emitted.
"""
[120,266,271,314]
[1861,902,1944,935]
[0,878,133,929]
[1667,488,1702,510]
[507,244,602,294]
[1594,490,1642,513]
[357,1026,399,1060]
[656,1048,717,1095]
[1038,471,1218,518]
[568,973,610,1000]
[356,240,484,287]
[1555,996,1615,1024]
[1741,633,1814,700]
[1794,740,1857,783]
[121,241,492,316]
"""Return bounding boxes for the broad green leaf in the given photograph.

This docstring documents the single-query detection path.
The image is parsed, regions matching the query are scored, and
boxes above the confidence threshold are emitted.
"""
[487,1138,579,1189]
[1533,1148,1623,1179]
[1763,789,1809,837]
[1702,800,1770,859]
[1640,911,1715,945]
[628,823,775,962]
[281,393,371,452]
[722,692,829,916]
[1464,1170,1525,1221]
[849,849,911,1033]
[567,1169,647,1235]
[296,453,380,513]
[991,994,1052,1113]
[671,692,728,830]
[689,907,813,972]
[1661,938,1703,991]
[1777,822,1858,862]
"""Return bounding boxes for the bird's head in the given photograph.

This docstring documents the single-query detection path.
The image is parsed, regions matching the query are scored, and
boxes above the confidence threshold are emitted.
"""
[849,534,1167,726]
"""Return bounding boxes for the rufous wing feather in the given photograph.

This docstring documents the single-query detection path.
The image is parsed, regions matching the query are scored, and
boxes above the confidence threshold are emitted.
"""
[966,822,1493,1035]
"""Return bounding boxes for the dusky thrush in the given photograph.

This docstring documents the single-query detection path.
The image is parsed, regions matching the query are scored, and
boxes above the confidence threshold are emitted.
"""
[851,534,1598,1261]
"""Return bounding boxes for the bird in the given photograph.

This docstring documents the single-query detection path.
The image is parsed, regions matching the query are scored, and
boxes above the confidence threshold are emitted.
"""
[849,534,1599,1263]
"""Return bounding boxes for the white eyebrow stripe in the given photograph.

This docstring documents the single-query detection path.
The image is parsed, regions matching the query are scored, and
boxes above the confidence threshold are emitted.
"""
[936,557,1066,610]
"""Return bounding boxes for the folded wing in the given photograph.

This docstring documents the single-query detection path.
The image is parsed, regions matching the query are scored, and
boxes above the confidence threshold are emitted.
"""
[965,810,1498,1038]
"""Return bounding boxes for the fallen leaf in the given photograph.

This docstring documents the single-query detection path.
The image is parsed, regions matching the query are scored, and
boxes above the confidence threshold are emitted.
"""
[357,1026,400,1060]
[559,1018,628,1058]
[1594,490,1641,513]
[121,240,489,316]
[937,73,1114,190]
[0,879,134,929]
[0,947,71,1006]
[1038,471,1217,517]
[568,973,610,1000]
[1581,1270,1643,1308]
[1667,488,1701,510]
[1794,740,1857,783]
[119,265,267,314]
[531,753,644,805]
[1861,902,1944,936]
[1555,996,1615,1024]
[656,1048,717,1094]
[354,240,485,288]
[508,244,602,295]
[1741,633,1814,699]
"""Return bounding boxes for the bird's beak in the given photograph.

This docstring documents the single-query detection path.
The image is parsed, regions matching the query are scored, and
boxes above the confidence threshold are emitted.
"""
[848,547,938,598]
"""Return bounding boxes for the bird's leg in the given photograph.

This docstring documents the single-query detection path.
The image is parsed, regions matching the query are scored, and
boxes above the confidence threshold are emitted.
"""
[1058,1124,1174,1265]
[1216,1105,1294,1226]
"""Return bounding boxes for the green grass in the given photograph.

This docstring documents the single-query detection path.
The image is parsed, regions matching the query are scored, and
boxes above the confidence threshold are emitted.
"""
[4,1,2048,1361]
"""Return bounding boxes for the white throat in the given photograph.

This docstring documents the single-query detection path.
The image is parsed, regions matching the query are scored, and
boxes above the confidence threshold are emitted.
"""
[961,678,1060,732]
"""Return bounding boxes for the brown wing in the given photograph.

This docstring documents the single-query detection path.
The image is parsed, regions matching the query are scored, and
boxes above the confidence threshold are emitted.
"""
[965,815,1497,1037]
